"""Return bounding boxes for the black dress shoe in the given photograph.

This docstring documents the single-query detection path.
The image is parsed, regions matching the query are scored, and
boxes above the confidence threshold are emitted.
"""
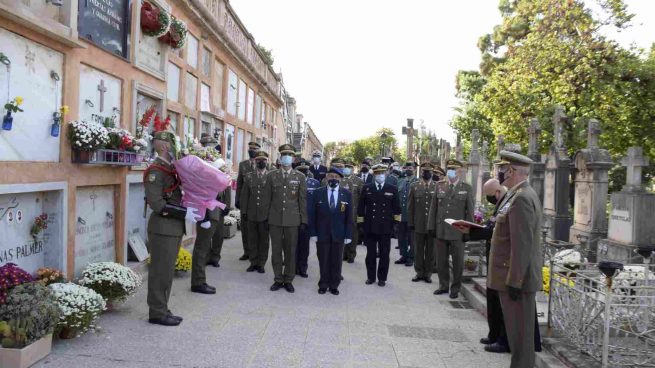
[412,276,422,282]
[365,279,375,285]
[239,254,249,261]
[284,283,295,293]
[329,288,339,295]
[449,291,459,299]
[378,281,386,287]
[424,278,432,284]
[318,288,327,294]
[405,261,414,267]
[394,257,407,264]
[167,311,183,322]
[206,260,220,268]
[257,266,265,274]
[347,259,354,264]
[149,315,181,326]
[480,337,494,345]
[270,282,283,291]
[246,265,257,272]
[191,283,216,294]
[484,342,510,353]
[433,289,449,295]
[299,272,309,278]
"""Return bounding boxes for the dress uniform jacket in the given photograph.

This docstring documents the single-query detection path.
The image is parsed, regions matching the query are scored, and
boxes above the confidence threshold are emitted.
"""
[305,177,321,229]
[263,169,308,227]
[358,182,401,235]
[488,181,542,292]
[386,174,399,187]
[145,158,185,236]
[359,172,373,184]
[240,169,272,222]
[407,180,437,233]
[340,175,364,222]
[428,180,475,239]
[309,164,328,183]
[398,176,417,222]
[236,159,255,207]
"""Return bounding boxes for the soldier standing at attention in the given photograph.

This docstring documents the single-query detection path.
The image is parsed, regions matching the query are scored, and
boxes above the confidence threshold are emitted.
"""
[340,159,364,263]
[359,159,373,185]
[487,151,542,368]
[395,162,417,266]
[358,164,401,287]
[205,169,232,268]
[428,159,474,299]
[408,163,438,283]
[309,150,328,182]
[240,151,272,274]
[264,144,308,293]
[430,165,446,274]
[295,160,320,278]
[144,130,202,326]
[236,141,261,261]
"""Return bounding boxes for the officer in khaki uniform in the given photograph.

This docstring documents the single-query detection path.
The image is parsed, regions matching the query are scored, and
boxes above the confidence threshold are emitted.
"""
[408,163,438,283]
[340,159,364,263]
[396,162,417,266]
[263,144,307,293]
[428,159,474,299]
[488,151,542,368]
[236,141,261,261]
[206,185,231,267]
[144,131,202,326]
[240,151,272,273]
[430,165,446,273]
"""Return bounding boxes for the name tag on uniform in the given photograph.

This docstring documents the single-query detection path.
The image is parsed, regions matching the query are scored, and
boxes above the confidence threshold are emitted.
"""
[384,192,393,197]
[290,180,299,185]
[458,191,468,195]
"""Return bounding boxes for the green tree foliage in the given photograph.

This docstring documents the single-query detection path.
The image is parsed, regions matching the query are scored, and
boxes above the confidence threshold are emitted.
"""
[324,128,406,165]
[451,0,655,162]
[257,44,274,66]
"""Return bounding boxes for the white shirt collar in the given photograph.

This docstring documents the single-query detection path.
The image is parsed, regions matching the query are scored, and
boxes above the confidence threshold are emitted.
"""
[328,185,339,200]
[376,181,385,188]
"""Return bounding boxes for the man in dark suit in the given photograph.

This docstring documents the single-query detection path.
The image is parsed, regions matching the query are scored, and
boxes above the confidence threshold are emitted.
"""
[309,167,353,295]
[235,141,261,261]
[359,159,373,184]
[309,150,328,183]
[358,164,401,286]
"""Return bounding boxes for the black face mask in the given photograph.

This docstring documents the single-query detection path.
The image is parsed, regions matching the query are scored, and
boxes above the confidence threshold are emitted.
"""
[422,171,433,180]
[497,171,505,185]
[256,160,267,170]
[486,195,498,205]
[360,167,369,173]
[433,175,441,182]
[328,179,339,188]
[248,150,257,159]
[404,170,414,177]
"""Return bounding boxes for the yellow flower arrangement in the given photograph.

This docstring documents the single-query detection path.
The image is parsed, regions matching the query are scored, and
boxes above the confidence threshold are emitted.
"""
[60,105,70,115]
[175,247,192,272]
[542,266,575,294]
[14,96,23,106]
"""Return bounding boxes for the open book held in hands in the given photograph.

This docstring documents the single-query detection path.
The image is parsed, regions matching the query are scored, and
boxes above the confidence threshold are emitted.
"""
[445,218,484,229]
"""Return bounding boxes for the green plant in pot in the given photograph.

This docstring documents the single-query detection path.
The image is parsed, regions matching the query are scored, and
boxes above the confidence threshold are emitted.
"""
[0,283,60,348]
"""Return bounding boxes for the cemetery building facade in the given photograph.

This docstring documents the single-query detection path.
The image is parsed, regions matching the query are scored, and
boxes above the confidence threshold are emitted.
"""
[0,0,289,278]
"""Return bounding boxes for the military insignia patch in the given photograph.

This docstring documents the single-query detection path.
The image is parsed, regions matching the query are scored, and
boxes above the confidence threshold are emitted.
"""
[384,192,393,197]
[148,174,157,182]
[458,191,468,195]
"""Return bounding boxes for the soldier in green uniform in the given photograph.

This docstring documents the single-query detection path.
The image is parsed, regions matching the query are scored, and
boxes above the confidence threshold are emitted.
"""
[395,162,418,266]
[206,166,232,268]
[408,163,438,283]
[263,144,307,293]
[236,141,261,261]
[428,159,474,299]
[431,165,446,274]
[240,151,272,273]
[144,131,202,326]
[340,159,364,263]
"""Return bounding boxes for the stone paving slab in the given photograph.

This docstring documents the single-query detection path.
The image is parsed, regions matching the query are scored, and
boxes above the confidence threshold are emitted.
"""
[35,234,511,368]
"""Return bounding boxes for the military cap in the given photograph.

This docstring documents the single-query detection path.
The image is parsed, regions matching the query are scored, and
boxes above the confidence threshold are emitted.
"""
[254,151,269,160]
[420,162,434,171]
[381,157,392,164]
[498,150,533,166]
[371,164,388,174]
[328,167,344,178]
[153,130,175,142]
[199,133,217,145]
[344,160,355,168]
[403,161,416,168]
[433,166,446,176]
[330,157,345,168]
[278,143,296,155]
[295,151,303,157]
[312,150,322,157]
[248,141,261,149]
[446,159,463,169]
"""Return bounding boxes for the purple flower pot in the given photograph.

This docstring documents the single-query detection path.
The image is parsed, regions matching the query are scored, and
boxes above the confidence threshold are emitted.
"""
[2,112,13,130]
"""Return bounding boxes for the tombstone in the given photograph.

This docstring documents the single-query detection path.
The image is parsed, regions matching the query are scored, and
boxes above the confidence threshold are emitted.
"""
[79,65,122,126]
[0,28,63,162]
[543,106,572,241]
[441,142,451,170]
[134,0,170,79]
[402,118,415,161]
[455,134,464,161]
[568,120,612,261]
[527,118,546,203]
[598,147,655,263]
[0,185,65,274]
[74,186,116,276]
[78,0,131,58]
[495,135,505,161]
[126,174,153,261]
[466,130,481,203]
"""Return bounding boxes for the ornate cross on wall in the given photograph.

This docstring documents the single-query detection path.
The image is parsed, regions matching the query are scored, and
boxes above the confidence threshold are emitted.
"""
[97,80,107,112]
[621,147,649,191]
[528,118,541,156]
[89,192,98,211]
[587,119,601,149]
[496,135,505,160]
[552,106,567,150]
[402,118,414,161]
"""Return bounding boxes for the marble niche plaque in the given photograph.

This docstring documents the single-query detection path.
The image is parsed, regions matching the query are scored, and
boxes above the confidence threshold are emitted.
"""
[573,182,593,227]
[126,181,152,260]
[79,65,122,125]
[0,28,63,162]
[135,0,170,79]
[74,186,116,276]
[0,191,63,274]
[543,170,556,213]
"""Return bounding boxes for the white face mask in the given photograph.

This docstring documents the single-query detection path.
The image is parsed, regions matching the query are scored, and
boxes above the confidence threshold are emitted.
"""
[375,174,385,184]
[447,169,457,180]
[342,167,352,176]
[280,155,293,167]
[312,157,320,165]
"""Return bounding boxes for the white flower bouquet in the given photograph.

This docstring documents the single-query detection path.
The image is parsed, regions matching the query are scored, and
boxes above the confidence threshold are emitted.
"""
[78,262,142,303]
[227,209,241,229]
[67,120,110,151]
[48,283,106,338]
[224,216,237,226]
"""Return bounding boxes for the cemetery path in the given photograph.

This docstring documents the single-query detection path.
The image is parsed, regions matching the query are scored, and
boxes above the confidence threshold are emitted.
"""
[35,234,511,368]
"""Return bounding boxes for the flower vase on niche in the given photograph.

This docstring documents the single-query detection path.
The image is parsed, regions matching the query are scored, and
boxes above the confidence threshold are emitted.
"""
[2,111,12,131]
[50,112,61,137]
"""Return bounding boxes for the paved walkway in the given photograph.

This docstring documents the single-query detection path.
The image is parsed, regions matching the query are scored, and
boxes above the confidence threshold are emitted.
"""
[36,233,511,368]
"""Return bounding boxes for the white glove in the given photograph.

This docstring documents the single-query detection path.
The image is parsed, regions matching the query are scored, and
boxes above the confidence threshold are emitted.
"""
[200,221,211,229]
[185,207,202,223]
[310,236,317,242]
[345,239,352,244]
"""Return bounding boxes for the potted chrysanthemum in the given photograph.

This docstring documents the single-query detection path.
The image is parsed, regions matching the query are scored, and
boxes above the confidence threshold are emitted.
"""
[78,262,142,308]
[48,283,106,339]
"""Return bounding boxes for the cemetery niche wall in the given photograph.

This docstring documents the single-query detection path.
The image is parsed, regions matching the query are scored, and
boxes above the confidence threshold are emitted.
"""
[0,28,63,162]
[74,185,116,276]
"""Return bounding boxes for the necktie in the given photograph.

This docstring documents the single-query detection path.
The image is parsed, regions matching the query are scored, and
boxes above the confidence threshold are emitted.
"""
[377,184,381,191]
[283,172,288,181]
[330,189,336,210]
